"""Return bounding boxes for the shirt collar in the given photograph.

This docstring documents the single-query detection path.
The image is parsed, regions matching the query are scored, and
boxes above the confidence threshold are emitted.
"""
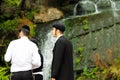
[56,34,63,41]
[20,36,29,40]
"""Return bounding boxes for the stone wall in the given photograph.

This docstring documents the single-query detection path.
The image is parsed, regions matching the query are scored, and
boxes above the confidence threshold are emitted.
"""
[62,10,120,70]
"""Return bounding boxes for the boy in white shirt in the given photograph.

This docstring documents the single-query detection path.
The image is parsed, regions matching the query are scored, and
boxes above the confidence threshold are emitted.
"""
[4,25,41,80]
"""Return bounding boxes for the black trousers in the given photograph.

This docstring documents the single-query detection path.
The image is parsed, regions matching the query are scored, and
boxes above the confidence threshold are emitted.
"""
[33,74,43,80]
[10,70,33,80]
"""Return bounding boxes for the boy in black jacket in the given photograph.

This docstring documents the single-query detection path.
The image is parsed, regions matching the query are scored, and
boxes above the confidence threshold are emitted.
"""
[31,38,44,80]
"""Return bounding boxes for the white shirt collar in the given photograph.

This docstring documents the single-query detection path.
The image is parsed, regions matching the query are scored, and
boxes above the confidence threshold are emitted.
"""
[56,34,63,41]
[20,36,29,40]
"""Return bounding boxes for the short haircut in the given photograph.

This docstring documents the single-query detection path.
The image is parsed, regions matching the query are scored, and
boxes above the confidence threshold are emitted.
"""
[19,25,30,36]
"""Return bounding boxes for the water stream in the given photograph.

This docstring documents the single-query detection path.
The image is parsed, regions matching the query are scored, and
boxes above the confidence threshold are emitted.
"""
[110,0,118,17]
[73,0,120,16]
[73,0,99,16]
[40,32,56,80]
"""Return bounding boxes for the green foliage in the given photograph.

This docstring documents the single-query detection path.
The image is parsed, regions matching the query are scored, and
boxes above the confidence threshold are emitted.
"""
[82,19,89,30]
[76,76,86,80]
[76,52,120,80]
[2,13,12,20]
[78,47,83,53]
[25,9,39,20]
[108,54,120,80]
[0,66,10,80]
[0,19,18,32]
[82,67,99,79]
[4,0,20,6]
[64,19,73,27]
[75,58,81,65]
[102,69,107,75]
[29,24,36,37]
[76,47,83,63]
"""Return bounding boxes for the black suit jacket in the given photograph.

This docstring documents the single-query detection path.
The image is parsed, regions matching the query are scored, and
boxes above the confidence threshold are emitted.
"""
[51,36,74,80]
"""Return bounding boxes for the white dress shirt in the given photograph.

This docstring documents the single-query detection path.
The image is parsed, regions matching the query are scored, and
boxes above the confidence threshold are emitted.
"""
[4,36,41,72]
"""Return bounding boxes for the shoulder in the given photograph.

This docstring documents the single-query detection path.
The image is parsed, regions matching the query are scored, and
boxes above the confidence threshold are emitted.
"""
[56,36,68,46]
[58,36,66,41]
[9,39,19,44]
[57,36,65,43]
[29,40,37,45]
[29,40,38,48]
[58,36,70,43]
[58,36,72,45]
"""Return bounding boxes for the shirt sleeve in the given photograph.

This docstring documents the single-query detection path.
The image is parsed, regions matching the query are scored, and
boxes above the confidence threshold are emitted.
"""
[32,45,41,69]
[4,42,13,62]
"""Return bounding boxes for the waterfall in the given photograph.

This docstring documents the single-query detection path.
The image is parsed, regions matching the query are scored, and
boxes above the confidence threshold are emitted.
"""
[109,0,118,17]
[110,0,117,10]
[73,2,79,16]
[73,0,99,16]
[73,0,120,16]
[40,31,56,80]
[94,3,99,13]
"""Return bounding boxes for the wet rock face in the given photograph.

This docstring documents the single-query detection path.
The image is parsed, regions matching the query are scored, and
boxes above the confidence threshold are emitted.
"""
[42,0,78,7]
[62,10,120,70]
[34,6,64,23]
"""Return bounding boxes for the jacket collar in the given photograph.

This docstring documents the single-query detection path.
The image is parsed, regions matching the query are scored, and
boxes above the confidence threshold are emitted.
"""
[56,34,63,40]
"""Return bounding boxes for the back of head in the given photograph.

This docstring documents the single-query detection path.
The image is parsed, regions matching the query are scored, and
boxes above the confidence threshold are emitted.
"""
[20,25,30,36]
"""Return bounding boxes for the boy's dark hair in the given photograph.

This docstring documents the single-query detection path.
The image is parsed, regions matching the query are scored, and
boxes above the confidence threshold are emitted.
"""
[30,38,44,72]
[19,25,30,36]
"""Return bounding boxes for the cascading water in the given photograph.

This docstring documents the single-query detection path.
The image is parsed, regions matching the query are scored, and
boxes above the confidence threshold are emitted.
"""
[110,0,117,10]
[73,0,99,16]
[110,0,118,17]
[73,0,120,16]
[40,31,56,80]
